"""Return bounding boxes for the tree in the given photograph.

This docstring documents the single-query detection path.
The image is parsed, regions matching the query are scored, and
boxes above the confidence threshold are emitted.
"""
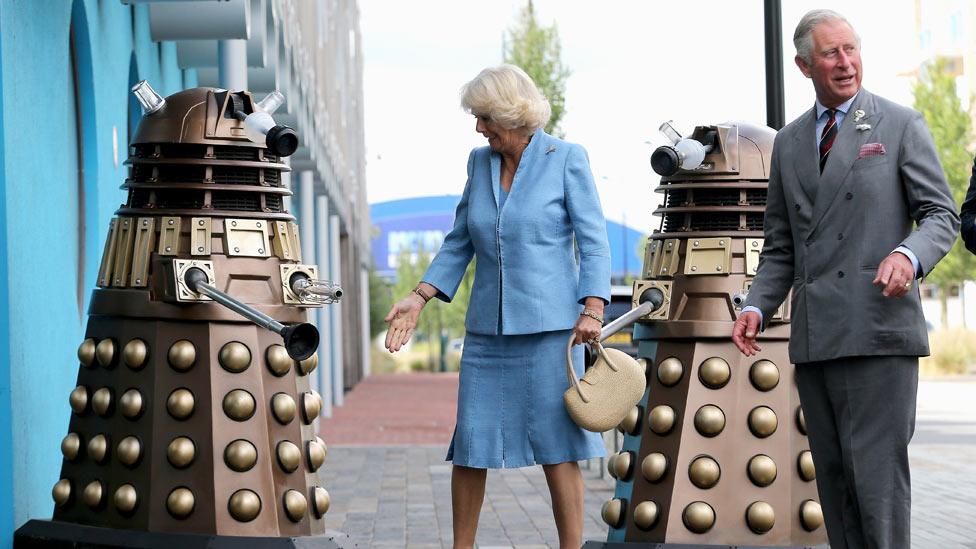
[503,0,570,137]
[367,266,393,338]
[913,57,975,328]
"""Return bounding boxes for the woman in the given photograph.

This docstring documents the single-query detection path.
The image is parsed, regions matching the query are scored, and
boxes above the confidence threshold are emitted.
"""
[384,64,610,548]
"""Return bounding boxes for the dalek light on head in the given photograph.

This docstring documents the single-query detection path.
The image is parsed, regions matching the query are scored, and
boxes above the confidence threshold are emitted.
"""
[585,122,827,548]
[14,82,348,548]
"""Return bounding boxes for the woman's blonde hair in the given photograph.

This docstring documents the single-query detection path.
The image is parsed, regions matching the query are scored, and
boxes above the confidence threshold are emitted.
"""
[460,64,552,132]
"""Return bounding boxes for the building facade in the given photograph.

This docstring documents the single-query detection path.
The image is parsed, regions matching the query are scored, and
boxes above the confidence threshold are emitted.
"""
[0,0,368,542]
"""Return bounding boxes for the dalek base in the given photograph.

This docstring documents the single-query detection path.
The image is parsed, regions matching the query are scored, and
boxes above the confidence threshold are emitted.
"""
[584,542,828,549]
[14,519,353,549]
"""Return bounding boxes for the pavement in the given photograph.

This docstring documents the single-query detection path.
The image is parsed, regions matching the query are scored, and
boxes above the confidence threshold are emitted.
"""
[318,373,976,549]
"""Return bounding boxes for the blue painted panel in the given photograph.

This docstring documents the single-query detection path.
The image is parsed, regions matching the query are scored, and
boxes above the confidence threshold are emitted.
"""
[0,3,14,544]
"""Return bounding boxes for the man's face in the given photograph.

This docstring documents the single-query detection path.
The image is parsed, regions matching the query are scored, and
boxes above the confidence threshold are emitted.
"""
[795,18,862,108]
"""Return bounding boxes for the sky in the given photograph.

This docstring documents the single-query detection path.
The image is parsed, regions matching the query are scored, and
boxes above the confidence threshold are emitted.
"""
[360,0,918,232]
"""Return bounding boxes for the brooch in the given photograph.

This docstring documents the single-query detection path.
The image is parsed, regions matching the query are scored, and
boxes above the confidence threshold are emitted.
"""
[855,123,872,131]
[545,145,556,155]
[852,109,866,122]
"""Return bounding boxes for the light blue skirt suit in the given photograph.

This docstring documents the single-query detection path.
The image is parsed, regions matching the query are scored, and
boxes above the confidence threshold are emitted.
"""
[422,128,611,468]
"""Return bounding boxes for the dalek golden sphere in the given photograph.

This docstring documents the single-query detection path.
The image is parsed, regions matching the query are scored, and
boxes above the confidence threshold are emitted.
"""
[168,339,196,371]
[92,387,113,417]
[746,501,775,534]
[116,436,142,467]
[88,434,109,464]
[657,357,684,387]
[167,487,195,519]
[83,480,104,509]
[633,500,659,530]
[611,451,633,480]
[796,406,807,435]
[219,341,252,373]
[749,359,780,391]
[52,479,72,507]
[119,388,144,419]
[747,454,777,487]
[648,405,676,435]
[301,391,322,424]
[223,389,256,421]
[698,357,730,389]
[693,404,726,437]
[298,352,319,375]
[641,452,668,483]
[307,440,326,471]
[277,441,301,473]
[799,500,824,531]
[61,432,81,461]
[617,405,642,435]
[748,406,778,438]
[311,486,331,518]
[607,453,618,479]
[798,450,816,481]
[114,484,138,515]
[283,489,308,522]
[688,455,721,489]
[167,437,196,469]
[122,338,148,370]
[228,489,261,522]
[601,498,625,528]
[78,338,96,368]
[271,393,297,424]
[95,338,115,367]
[225,439,258,472]
[69,385,88,414]
[682,501,716,534]
[266,344,292,376]
[167,388,195,420]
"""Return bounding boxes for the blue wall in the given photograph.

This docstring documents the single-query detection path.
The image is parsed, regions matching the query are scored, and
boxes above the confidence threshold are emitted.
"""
[0,1,194,542]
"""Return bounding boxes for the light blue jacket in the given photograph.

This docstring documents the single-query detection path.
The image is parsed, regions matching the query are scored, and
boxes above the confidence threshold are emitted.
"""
[423,128,611,335]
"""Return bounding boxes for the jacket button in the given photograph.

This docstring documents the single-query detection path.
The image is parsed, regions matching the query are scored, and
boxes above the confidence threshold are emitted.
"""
[845,192,854,200]
[795,204,801,211]
[837,233,843,240]
[837,271,845,278]
[806,276,814,284]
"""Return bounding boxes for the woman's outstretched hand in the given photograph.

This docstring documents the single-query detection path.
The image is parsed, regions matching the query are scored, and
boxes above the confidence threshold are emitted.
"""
[384,294,425,352]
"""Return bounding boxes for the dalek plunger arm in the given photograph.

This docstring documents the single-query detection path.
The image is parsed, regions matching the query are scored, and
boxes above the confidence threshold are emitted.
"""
[599,287,665,341]
[183,267,319,361]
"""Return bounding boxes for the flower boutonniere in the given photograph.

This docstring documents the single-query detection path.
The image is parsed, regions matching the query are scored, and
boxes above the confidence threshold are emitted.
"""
[852,109,866,122]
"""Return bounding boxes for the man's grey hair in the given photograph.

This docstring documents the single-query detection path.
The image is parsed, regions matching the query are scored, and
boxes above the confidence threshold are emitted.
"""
[793,9,861,65]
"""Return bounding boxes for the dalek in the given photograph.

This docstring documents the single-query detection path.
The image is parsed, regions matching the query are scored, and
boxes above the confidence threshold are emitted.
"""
[15,82,347,548]
[585,122,827,548]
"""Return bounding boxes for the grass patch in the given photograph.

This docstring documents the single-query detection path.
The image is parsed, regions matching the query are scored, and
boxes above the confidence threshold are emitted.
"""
[921,329,976,376]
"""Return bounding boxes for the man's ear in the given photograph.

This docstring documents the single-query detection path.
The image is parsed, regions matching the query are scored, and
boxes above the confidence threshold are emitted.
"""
[795,55,813,78]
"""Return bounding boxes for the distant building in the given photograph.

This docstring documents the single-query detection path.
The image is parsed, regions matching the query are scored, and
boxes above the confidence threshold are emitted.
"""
[370,195,645,283]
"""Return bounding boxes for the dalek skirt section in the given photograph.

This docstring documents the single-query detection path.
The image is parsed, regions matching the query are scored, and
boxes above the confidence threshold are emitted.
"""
[17,83,345,548]
[589,123,827,548]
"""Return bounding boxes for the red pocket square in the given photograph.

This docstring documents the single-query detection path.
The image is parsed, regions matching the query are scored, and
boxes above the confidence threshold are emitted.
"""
[857,143,886,159]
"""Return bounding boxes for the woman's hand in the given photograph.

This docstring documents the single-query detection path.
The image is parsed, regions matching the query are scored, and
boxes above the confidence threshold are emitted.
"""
[573,314,603,345]
[384,294,425,352]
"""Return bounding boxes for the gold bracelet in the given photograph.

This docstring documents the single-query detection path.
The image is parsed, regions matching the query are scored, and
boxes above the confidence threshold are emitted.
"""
[580,309,604,325]
[413,286,432,303]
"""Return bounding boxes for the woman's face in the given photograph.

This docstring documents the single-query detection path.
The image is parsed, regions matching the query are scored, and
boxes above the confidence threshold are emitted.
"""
[474,114,527,154]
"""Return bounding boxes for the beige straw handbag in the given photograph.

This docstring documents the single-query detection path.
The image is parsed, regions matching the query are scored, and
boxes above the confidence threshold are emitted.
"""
[563,334,646,432]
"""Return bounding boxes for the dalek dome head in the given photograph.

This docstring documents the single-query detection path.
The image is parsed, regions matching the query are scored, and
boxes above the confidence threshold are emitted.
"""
[650,121,776,182]
[130,81,297,157]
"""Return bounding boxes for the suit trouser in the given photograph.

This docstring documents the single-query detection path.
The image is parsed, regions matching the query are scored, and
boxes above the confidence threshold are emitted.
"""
[795,356,918,549]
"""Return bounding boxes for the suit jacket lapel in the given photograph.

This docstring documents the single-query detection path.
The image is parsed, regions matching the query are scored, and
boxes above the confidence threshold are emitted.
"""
[809,90,882,233]
[793,108,819,203]
[492,128,546,215]
[490,152,501,209]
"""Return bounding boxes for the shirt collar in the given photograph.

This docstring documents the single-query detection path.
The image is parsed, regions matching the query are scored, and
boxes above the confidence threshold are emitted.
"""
[815,91,859,119]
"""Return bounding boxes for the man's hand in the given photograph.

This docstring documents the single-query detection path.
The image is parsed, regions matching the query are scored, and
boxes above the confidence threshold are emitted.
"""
[732,311,763,356]
[873,252,915,298]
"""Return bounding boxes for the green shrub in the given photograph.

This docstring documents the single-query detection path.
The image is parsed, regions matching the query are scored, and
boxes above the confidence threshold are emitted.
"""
[921,329,976,376]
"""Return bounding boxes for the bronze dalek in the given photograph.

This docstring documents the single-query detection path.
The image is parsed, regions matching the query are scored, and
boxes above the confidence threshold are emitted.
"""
[586,122,827,548]
[15,82,347,548]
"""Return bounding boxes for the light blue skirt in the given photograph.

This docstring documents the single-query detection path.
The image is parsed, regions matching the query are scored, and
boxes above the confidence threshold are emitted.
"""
[446,329,606,469]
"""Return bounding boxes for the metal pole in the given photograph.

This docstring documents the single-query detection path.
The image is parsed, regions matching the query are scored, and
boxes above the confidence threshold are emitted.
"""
[764,0,785,130]
[330,214,344,406]
[316,194,335,418]
[217,39,247,91]
[600,301,655,341]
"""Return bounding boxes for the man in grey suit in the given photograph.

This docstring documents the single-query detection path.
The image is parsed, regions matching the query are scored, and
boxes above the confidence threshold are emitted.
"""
[732,9,959,548]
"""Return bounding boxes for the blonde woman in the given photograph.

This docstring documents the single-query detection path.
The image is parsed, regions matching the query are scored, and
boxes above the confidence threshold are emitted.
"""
[385,64,610,548]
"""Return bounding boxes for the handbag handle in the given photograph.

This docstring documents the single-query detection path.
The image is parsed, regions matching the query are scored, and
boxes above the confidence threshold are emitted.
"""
[565,334,619,404]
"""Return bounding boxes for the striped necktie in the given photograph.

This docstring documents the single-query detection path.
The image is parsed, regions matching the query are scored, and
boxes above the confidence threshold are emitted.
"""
[819,108,838,174]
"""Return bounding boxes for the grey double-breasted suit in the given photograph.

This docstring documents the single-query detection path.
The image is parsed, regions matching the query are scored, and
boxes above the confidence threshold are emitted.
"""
[744,88,959,548]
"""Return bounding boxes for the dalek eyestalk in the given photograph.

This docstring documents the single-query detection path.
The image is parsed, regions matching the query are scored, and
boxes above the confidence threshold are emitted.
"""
[184,267,319,360]
[289,272,343,305]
